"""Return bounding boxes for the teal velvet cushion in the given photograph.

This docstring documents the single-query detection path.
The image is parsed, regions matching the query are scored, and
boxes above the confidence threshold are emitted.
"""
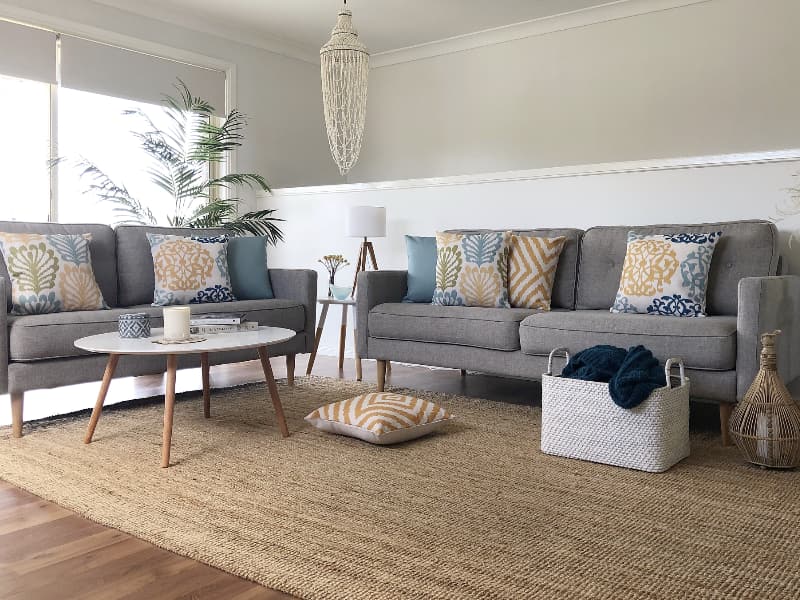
[227,237,274,300]
[403,235,437,303]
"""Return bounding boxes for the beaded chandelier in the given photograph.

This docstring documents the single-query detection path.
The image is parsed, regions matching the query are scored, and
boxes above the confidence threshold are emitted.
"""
[320,2,369,176]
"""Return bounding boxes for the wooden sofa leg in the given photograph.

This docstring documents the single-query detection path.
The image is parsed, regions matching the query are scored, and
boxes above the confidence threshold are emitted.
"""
[377,360,387,392]
[460,369,467,377]
[720,403,734,447]
[286,354,296,387]
[11,392,23,438]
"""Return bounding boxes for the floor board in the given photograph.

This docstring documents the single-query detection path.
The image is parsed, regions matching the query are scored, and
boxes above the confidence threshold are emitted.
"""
[0,353,722,598]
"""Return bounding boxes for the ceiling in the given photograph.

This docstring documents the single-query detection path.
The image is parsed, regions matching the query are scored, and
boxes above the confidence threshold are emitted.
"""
[92,0,620,57]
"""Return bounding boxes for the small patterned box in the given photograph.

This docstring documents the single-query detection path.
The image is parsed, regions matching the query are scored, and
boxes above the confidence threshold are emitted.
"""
[118,313,151,338]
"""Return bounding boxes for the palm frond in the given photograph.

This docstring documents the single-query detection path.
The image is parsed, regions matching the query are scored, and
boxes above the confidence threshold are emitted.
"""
[72,158,157,225]
[219,209,285,244]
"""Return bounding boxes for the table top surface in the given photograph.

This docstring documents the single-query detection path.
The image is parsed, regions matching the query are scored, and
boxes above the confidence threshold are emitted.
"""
[318,297,356,305]
[74,326,296,356]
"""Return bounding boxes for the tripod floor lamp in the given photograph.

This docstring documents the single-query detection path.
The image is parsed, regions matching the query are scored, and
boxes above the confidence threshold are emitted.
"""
[348,206,386,296]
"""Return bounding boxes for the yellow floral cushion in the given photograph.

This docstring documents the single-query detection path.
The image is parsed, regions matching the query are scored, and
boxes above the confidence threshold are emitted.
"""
[432,231,511,308]
[508,235,566,310]
[0,233,108,315]
[305,392,453,445]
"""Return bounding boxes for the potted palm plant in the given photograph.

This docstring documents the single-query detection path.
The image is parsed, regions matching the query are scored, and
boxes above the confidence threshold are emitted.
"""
[60,79,283,242]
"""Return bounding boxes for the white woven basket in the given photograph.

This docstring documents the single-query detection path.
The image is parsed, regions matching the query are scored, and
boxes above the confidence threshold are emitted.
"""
[541,348,691,473]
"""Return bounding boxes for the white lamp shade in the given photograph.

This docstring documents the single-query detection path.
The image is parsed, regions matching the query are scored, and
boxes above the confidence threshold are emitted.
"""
[347,206,386,238]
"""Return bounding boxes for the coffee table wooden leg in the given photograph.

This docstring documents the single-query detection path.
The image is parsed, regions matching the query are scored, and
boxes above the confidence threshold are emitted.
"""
[162,354,178,468]
[84,353,120,444]
[258,346,290,438]
[352,305,362,381]
[306,303,329,376]
[201,352,211,418]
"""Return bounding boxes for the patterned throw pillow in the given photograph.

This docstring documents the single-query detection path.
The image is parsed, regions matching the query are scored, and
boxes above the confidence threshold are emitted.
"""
[0,233,108,315]
[305,392,453,445]
[432,231,511,308]
[610,231,722,317]
[147,233,236,306]
[508,235,566,310]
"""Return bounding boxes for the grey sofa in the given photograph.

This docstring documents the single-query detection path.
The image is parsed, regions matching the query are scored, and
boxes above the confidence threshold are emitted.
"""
[1,221,317,438]
[356,221,800,443]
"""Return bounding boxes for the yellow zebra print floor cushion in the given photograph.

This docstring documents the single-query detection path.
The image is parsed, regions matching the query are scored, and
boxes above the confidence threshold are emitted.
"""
[305,392,454,445]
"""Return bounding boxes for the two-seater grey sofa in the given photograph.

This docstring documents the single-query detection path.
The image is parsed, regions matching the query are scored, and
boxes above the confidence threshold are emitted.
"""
[1,221,316,438]
[356,220,800,443]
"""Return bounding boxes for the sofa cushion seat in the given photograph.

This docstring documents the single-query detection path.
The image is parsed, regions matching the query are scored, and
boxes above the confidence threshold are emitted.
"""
[368,303,538,351]
[8,299,305,361]
[519,310,737,371]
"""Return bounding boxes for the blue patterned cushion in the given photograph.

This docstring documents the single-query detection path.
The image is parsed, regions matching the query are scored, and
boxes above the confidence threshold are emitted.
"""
[610,231,722,317]
[147,234,236,306]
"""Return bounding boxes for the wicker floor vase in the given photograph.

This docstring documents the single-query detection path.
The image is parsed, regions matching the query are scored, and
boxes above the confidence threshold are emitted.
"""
[729,330,800,468]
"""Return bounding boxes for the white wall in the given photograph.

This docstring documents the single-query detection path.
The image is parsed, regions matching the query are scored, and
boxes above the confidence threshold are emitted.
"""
[264,153,800,356]
[350,0,800,183]
[0,0,340,201]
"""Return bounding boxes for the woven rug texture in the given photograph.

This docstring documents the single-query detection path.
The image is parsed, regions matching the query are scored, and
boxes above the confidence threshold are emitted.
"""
[1,376,800,600]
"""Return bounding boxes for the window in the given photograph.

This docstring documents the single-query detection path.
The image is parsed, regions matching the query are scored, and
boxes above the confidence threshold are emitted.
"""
[57,88,171,225]
[0,74,51,222]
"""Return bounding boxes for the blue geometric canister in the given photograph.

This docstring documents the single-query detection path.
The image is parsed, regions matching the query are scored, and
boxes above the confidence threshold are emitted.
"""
[118,313,151,338]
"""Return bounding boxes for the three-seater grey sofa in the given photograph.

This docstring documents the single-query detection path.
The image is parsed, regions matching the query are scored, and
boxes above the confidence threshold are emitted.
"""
[1,221,317,438]
[356,220,800,443]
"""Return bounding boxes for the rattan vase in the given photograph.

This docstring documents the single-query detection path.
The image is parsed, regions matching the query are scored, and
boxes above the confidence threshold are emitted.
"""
[729,330,800,469]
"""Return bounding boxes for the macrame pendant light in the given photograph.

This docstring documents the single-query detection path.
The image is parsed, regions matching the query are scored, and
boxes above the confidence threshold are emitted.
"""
[729,330,800,468]
[320,2,369,176]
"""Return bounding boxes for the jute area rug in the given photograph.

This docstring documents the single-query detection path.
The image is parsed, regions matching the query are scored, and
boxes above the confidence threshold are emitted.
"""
[2,377,800,600]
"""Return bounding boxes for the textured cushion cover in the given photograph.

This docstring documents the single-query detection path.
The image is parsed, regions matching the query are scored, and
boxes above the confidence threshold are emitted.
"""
[148,233,235,305]
[0,233,108,315]
[576,221,779,315]
[508,235,566,310]
[116,225,228,307]
[432,231,511,308]
[305,392,453,445]
[369,302,535,351]
[8,299,305,361]
[610,231,721,317]
[227,237,274,300]
[520,310,737,371]
[403,235,437,303]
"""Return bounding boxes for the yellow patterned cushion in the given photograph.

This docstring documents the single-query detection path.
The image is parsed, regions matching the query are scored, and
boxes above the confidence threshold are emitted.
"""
[508,235,566,310]
[305,392,454,445]
[0,233,108,315]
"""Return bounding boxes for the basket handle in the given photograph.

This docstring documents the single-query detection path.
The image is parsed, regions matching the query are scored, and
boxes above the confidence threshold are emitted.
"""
[664,358,686,389]
[546,347,571,376]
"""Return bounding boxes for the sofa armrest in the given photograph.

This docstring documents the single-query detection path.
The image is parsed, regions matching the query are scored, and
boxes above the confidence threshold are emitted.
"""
[737,275,800,399]
[269,269,317,353]
[0,277,7,394]
[356,270,408,357]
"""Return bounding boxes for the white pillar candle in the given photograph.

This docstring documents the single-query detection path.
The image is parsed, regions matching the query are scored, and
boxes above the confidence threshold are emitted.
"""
[163,306,191,341]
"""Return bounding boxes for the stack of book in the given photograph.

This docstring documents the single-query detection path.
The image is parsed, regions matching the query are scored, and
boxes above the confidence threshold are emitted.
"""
[189,313,258,335]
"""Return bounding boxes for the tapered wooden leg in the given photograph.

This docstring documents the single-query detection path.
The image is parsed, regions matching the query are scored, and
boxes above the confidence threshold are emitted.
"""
[286,354,296,386]
[352,242,366,295]
[339,304,348,370]
[366,241,379,270]
[161,354,178,468]
[306,303,329,376]
[258,346,290,438]
[386,360,392,374]
[84,354,120,444]
[377,359,387,392]
[352,306,362,381]
[201,352,211,418]
[10,392,24,439]
[461,369,467,377]
[720,403,734,447]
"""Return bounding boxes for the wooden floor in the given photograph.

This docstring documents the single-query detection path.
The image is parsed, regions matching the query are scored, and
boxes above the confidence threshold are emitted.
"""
[0,353,722,599]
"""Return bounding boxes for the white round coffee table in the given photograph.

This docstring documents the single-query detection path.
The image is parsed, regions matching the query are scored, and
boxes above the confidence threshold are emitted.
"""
[75,326,296,468]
